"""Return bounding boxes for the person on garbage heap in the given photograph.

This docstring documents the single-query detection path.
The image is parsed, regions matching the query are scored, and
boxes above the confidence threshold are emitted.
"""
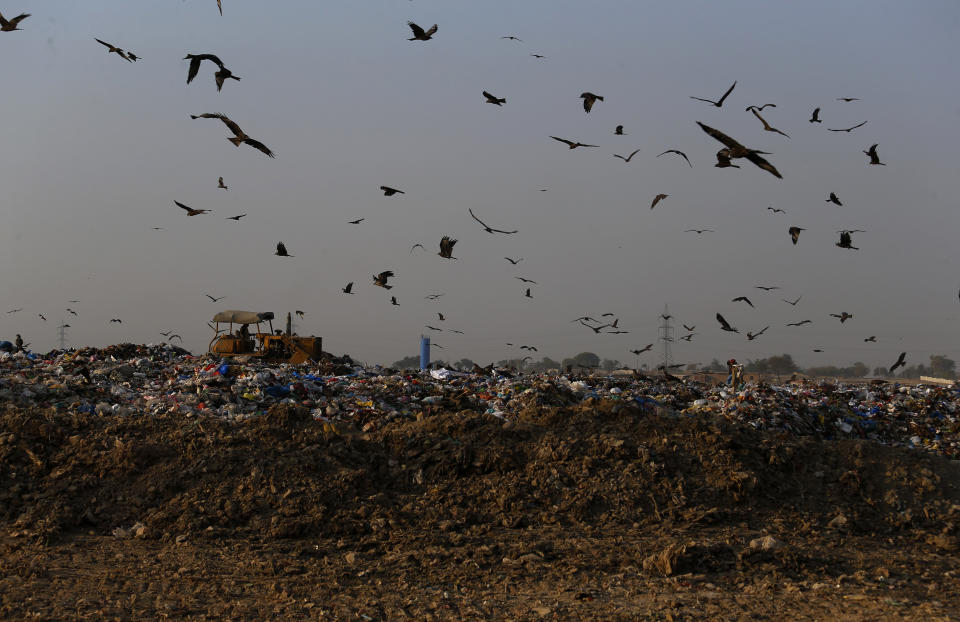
[14,334,23,352]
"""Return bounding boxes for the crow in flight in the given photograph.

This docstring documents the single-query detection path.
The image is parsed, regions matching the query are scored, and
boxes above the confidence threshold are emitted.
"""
[690,81,736,107]
[407,22,438,41]
[889,352,907,374]
[469,208,517,234]
[716,313,738,333]
[696,122,782,178]
[551,136,599,149]
[580,92,604,113]
[373,272,394,289]
[657,149,692,167]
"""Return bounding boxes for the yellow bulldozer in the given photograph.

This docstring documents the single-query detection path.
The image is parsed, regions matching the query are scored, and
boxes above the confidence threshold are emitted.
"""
[208,310,322,364]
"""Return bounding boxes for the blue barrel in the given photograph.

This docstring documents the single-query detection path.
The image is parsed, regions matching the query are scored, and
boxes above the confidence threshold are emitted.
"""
[420,336,430,370]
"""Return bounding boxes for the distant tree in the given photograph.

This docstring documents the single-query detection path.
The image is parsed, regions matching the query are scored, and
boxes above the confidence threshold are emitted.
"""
[454,358,476,371]
[392,355,421,369]
[849,361,870,377]
[706,358,724,372]
[601,358,621,371]
[766,353,798,375]
[573,352,600,368]
[685,363,698,371]
[745,358,770,373]
[807,365,843,378]
[929,355,956,378]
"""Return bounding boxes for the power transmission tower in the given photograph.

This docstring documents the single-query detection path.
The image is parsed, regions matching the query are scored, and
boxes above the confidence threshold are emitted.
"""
[659,304,674,370]
[57,323,69,350]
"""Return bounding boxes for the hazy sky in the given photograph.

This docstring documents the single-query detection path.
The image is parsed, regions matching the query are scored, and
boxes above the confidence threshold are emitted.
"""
[2,1,959,369]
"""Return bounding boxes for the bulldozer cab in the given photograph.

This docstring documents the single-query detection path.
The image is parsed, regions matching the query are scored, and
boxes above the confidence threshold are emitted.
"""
[208,310,322,364]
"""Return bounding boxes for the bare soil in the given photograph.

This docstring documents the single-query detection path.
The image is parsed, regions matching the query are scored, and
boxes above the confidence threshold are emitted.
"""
[1,402,959,620]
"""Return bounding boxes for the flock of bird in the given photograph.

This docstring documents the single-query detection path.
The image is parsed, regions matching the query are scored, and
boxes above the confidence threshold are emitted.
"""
[0,8,916,375]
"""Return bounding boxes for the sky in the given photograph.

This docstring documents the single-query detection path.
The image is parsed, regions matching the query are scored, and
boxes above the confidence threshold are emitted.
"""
[1,0,959,370]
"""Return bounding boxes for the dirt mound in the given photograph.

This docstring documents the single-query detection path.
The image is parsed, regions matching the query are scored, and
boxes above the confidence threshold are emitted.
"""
[2,403,958,546]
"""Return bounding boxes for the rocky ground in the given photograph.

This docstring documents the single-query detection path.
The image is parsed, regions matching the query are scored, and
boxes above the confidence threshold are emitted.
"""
[1,401,958,620]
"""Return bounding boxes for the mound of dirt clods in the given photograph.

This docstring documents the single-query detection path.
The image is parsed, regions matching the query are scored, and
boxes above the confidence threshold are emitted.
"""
[2,401,959,619]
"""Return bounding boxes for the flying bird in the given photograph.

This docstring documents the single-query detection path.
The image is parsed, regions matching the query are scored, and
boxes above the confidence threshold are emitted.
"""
[469,208,517,234]
[863,144,885,165]
[450,329,464,335]
[716,313,738,333]
[864,336,877,342]
[690,81,737,107]
[755,285,780,291]
[525,288,533,299]
[168,334,183,342]
[889,352,907,374]
[175,201,209,216]
[482,91,506,106]
[348,218,365,224]
[613,149,641,163]
[190,113,274,158]
[657,149,692,167]
[391,296,399,306]
[410,243,424,253]
[630,344,654,355]
[504,257,523,265]
[373,271,394,289]
[786,320,812,326]
[651,194,668,209]
[226,214,247,221]
[827,192,843,206]
[789,226,804,245]
[501,35,523,42]
[437,313,445,321]
[380,186,405,196]
[746,326,769,340]
[425,294,444,300]
[551,136,599,150]
[7,308,22,313]
[679,333,696,342]
[425,325,442,332]
[732,296,754,308]
[580,92,604,113]
[749,107,790,138]
[515,276,537,284]
[95,38,133,62]
[295,310,304,318]
[767,207,785,214]
[66,308,78,316]
[438,236,458,259]
[828,121,867,133]
[696,122,782,178]
[685,228,713,234]
[218,176,228,190]
[837,97,860,102]
[0,11,30,31]
[206,294,225,302]
[829,312,854,323]
[614,125,625,135]
[184,54,240,91]
[836,230,860,250]
[809,107,822,123]
[38,314,46,321]
[572,316,598,324]
[275,242,293,257]
[682,324,695,332]
[530,54,545,59]
[407,21,438,41]
[342,282,354,294]
[110,318,122,324]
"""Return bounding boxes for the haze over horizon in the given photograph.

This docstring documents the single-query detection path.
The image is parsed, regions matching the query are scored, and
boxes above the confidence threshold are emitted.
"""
[2,1,958,370]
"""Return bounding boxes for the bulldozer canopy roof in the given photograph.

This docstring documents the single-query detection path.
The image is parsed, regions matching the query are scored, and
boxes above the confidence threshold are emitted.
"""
[212,310,275,324]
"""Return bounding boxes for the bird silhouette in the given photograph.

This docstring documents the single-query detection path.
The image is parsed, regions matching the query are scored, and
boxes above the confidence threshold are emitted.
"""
[836,230,861,250]
[525,288,533,299]
[7,308,22,313]
[690,81,736,107]
[437,313,445,321]
[438,236,458,259]
[226,214,246,221]
[864,144,885,165]
[630,344,654,355]
[66,308,78,316]
[679,333,696,342]
[864,336,877,342]
[190,113,274,158]
[732,296,754,308]
[828,121,867,132]
[504,257,523,265]
[425,325,442,331]
[749,107,790,138]
[685,229,713,234]
[789,226,805,245]
[425,293,444,300]
[218,176,228,190]
[580,92,604,113]
[0,11,30,31]
[342,282,354,294]
[837,97,860,102]
[410,243,424,253]
[501,35,523,42]
[407,21,438,41]
[829,312,854,323]
[275,242,293,257]
[746,326,769,340]
[184,54,240,91]
[168,334,183,342]
[380,186,405,196]
[551,136,599,149]
[786,320,812,326]
[296,310,304,318]
[373,271,394,289]
[682,324,695,332]
[696,122,782,178]
[651,194,668,209]
[206,294,225,302]
[391,296,399,306]
[95,38,133,62]
[613,149,641,163]
[450,329,464,334]
[755,285,780,291]
[745,104,776,112]
[469,208,517,234]
[827,192,843,206]
[614,125,625,135]
[657,149,692,167]
[482,91,506,106]
[889,352,907,374]
[515,276,537,284]
[110,318,122,324]
[348,218,365,224]
[767,207,785,214]
[175,201,209,216]
[38,314,46,321]
[530,53,545,59]
[716,313,738,333]
[809,107,822,123]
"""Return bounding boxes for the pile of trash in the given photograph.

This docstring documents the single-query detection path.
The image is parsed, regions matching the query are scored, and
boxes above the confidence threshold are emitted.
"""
[1,344,958,458]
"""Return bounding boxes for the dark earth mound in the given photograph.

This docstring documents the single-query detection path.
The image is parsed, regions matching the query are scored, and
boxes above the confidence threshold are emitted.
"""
[2,402,958,619]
